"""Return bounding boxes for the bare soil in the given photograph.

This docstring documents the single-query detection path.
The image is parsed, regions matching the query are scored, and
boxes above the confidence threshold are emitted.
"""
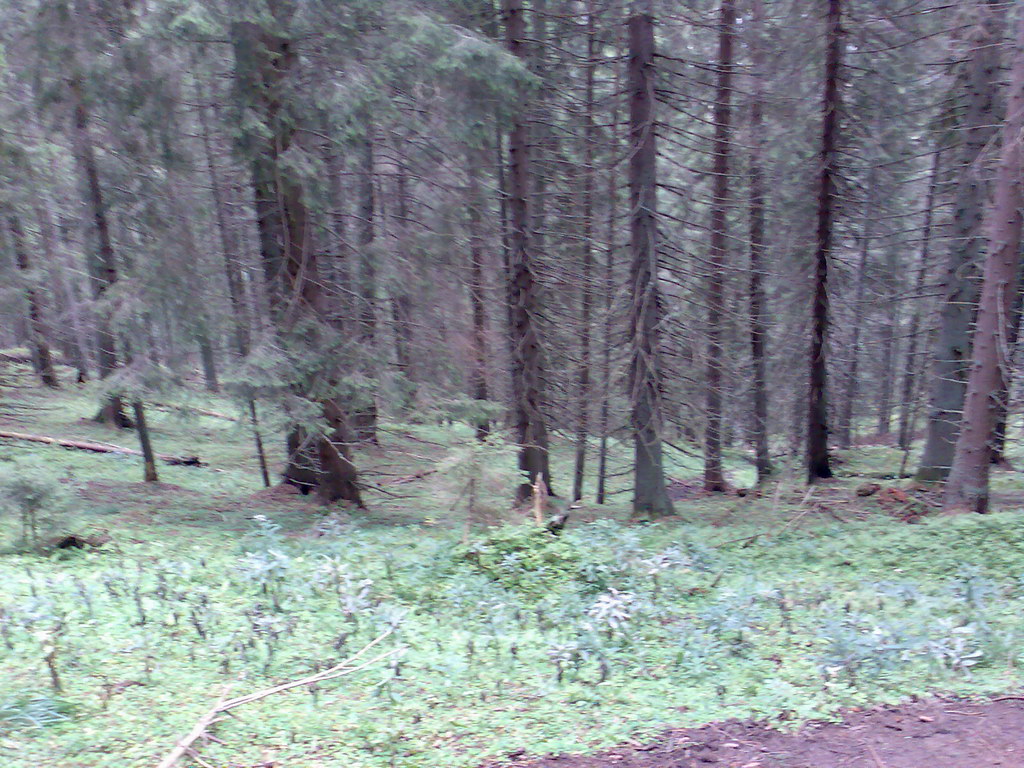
[489,697,1024,768]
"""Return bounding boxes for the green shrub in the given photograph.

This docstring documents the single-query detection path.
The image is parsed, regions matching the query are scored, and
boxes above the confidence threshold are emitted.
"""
[457,523,582,596]
[0,461,73,552]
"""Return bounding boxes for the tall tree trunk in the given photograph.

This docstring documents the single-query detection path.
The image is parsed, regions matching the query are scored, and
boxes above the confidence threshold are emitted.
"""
[391,158,416,410]
[807,0,842,482]
[197,76,269,486]
[71,80,129,427]
[989,278,1023,466]
[466,151,491,441]
[353,135,379,443]
[944,9,1024,513]
[628,5,675,517]
[505,0,554,500]
[131,401,159,482]
[572,0,599,502]
[704,0,735,492]
[899,147,943,450]
[197,333,219,393]
[6,213,60,388]
[917,2,1001,482]
[838,182,875,448]
[596,56,623,505]
[232,12,361,506]
[34,192,90,382]
[747,0,772,482]
[197,80,251,358]
[876,247,899,435]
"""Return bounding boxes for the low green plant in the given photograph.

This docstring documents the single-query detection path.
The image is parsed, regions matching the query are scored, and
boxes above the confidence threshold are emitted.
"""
[457,523,583,595]
[0,461,73,551]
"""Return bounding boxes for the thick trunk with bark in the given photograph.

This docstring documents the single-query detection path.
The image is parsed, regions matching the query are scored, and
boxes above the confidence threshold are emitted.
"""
[628,8,675,517]
[131,401,159,482]
[944,8,1024,513]
[747,0,772,483]
[232,13,361,506]
[807,0,841,482]
[505,0,554,499]
[917,3,1001,482]
[704,0,735,492]
[467,152,491,441]
[572,1,598,502]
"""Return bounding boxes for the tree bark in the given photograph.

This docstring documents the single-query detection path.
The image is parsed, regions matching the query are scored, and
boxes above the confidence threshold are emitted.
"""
[596,53,623,506]
[989,273,1023,466]
[6,213,60,388]
[466,151,491,441]
[505,0,554,500]
[628,6,675,517]
[572,0,599,502]
[353,134,379,443]
[944,7,1024,513]
[917,2,1001,482]
[131,401,159,482]
[747,0,772,483]
[232,11,362,506]
[899,148,943,450]
[807,0,842,482]
[876,247,899,435]
[704,0,735,492]
[70,79,129,427]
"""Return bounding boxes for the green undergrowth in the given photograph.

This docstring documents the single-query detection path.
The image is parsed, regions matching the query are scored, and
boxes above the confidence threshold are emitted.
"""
[2,510,1024,767]
[3,364,1024,766]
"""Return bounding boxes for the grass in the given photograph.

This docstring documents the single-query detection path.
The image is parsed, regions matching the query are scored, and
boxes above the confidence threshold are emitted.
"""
[2,358,1024,767]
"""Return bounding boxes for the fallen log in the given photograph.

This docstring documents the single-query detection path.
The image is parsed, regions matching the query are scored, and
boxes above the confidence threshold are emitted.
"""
[0,430,204,467]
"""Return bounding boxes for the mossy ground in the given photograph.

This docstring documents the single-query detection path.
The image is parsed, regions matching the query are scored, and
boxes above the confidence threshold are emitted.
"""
[1,356,1023,767]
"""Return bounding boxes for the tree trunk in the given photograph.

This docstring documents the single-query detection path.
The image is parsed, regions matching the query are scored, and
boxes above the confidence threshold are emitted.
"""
[704,0,735,492]
[747,0,772,483]
[944,8,1024,513]
[807,0,842,482]
[353,135,379,443]
[391,159,416,410]
[131,401,159,482]
[197,333,219,393]
[572,0,599,502]
[232,12,362,506]
[6,213,60,388]
[899,147,943,450]
[917,3,1001,482]
[989,279,1023,466]
[876,247,899,435]
[505,0,554,500]
[197,80,251,359]
[71,79,129,427]
[466,151,491,441]
[596,55,623,506]
[628,6,675,517]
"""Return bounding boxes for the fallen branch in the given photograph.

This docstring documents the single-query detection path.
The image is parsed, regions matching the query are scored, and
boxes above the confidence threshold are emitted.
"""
[0,430,204,467]
[155,631,399,768]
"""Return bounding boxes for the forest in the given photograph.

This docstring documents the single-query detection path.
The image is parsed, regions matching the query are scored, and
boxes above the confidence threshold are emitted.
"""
[2,0,1024,766]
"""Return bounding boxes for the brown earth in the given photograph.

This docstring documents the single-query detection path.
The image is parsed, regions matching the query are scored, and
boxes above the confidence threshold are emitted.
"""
[488,697,1024,768]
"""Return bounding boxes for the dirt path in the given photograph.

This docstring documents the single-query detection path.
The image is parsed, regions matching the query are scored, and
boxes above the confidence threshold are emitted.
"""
[489,698,1024,768]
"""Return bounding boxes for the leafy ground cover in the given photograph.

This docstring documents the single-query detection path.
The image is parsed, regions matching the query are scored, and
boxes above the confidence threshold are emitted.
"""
[1,364,1024,767]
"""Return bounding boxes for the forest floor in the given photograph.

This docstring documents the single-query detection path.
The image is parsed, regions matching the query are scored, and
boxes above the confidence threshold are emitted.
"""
[490,697,1024,767]
[3,353,1024,768]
